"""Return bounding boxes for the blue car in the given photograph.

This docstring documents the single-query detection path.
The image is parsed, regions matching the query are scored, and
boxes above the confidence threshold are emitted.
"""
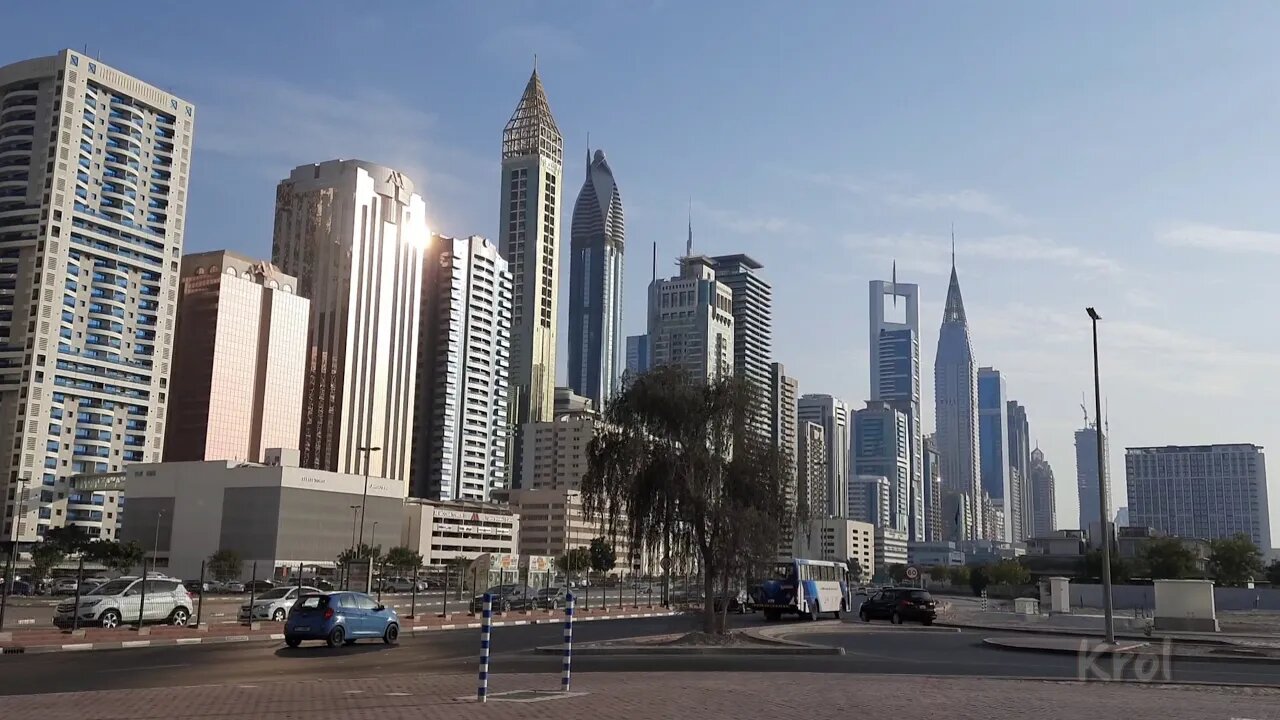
[283,591,400,648]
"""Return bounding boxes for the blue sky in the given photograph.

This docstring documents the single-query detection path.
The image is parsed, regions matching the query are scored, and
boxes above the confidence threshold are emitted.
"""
[12,2,1280,541]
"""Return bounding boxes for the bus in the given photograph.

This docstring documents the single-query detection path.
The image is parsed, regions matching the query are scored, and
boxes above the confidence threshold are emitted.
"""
[752,558,848,621]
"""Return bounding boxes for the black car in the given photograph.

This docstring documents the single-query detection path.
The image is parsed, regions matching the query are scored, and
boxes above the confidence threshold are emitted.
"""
[468,585,536,613]
[244,580,275,594]
[858,588,937,625]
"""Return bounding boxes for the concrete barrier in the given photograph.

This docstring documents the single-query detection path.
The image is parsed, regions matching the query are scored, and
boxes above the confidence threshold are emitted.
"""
[1154,579,1218,633]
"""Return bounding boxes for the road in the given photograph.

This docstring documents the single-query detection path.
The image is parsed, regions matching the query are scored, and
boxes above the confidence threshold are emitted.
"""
[3,613,1279,696]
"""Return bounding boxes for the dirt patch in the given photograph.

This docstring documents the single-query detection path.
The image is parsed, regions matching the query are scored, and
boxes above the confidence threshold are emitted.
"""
[663,632,759,647]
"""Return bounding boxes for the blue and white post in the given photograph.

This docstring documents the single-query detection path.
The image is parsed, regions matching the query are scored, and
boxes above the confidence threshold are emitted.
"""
[561,592,576,692]
[477,593,492,702]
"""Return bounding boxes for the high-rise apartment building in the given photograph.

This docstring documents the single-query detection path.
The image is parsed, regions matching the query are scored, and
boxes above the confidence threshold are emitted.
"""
[711,254,772,434]
[1075,424,1109,531]
[567,148,624,408]
[272,160,427,493]
[411,235,511,503]
[1006,400,1031,541]
[499,68,563,489]
[977,367,1013,541]
[849,474,891,527]
[1126,444,1271,549]
[797,394,850,518]
[1028,447,1057,536]
[869,279,923,541]
[647,256,734,381]
[923,434,943,542]
[851,400,912,533]
[934,255,980,540]
[0,51,195,542]
[768,362,799,506]
[624,334,649,377]
[797,421,827,519]
[165,251,307,464]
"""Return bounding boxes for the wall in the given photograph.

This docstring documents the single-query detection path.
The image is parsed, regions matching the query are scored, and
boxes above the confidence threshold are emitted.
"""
[1068,582,1280,611]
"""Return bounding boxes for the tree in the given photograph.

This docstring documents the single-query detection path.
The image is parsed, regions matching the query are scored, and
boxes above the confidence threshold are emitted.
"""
[29,542,65,581]
[1142,537,1198,580]
[207,548,243,582]
[581,366,795,633]
[988,560,1030,586]
[44,526,91,554]
[1266,560,1280,586]
[556,547,591,577]
[84,540,143,575]
[1083,549,1132,584]
[948,565,970,587]
[1208,534,1263,587]
[928,565,951,583]
[383,546,423,575]
[887,564,908,584]
[588,537,617,575]
[970,566,990,596]
[337,543,383,569]
[845,557,865,582]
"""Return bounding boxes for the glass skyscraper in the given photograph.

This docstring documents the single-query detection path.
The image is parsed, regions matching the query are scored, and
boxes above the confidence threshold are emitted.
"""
[977,367,1011,541]
[934,255,981,540]
[869,278,923,541]
[567,148,624,409]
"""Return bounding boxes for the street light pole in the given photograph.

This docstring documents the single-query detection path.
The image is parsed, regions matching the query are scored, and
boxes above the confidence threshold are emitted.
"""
[1087,307,1116,644]
[347,504,360,589]
[356,445,381,559]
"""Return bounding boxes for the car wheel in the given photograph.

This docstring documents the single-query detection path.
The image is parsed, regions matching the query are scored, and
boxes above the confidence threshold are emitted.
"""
[272,608,286,622]
[326,625,345,648]
[922,618,934,626]
[100,609,122,629]
[891,611,902,625]
[383,623,399,645]
[500,600,511,614]
[285,636,301,648]
[169,607,190,626]
[833,600,844,621]
[859,609,870,622]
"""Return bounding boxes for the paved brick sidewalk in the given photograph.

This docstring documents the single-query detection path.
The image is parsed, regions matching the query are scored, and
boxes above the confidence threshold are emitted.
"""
[1,672,1276,719]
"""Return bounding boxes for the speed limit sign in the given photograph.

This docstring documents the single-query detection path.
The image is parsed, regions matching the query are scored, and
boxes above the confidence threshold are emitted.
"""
[905,566,920,581]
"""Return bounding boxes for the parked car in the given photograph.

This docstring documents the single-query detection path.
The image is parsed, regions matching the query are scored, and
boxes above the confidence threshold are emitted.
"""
[5,579,33,596]
[53,576,194,629]
[283,591,399,648]
[243,580,275,594]
[533,586,567,610]
[220,581,246,594]
[239,585,320,622]
[184,580,217,595]
[858,587,937,625]
[52,578,81,595]
[468,585,536,613]
[713,588,751,614]
[376,576,428,593]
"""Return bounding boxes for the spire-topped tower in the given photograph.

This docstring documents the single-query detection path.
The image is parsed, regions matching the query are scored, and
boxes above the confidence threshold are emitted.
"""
[686,199,693,257]
[934,230,982,540]
[499,64,564,488]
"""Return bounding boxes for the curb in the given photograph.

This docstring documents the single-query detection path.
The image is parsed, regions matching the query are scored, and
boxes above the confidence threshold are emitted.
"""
[981,637,1280,665]
[0,610,679,657]
[937,619,1246,646]
[536,643,843,656]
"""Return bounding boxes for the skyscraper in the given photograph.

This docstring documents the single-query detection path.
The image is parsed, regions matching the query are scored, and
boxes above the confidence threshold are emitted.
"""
[849,475,892,527]
[647,256,734,381]
[272,160,427,492]
[977,367,1012,541]
[797,394,850,518]
[851,400,912,533]
[768,362,799,508]
[711,254,773,435]
[1126,444,1270,548]
[923,434,943,542]
[797,421,827,520]
[934,252,981,539]
[411,235,512,503]
[1028,447,1058,536]
[869,278,923,541]
[624,334,650,376]
[1075,424,1109,532]
[0,51,194,542]
[165,251,308,464]
[567,147,624,408]
[499,67,563,488]
[1006,400,1031,541]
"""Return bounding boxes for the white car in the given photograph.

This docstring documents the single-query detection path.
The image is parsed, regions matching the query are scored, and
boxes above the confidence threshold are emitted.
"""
[239,586,320,622]
[54,576,193,629]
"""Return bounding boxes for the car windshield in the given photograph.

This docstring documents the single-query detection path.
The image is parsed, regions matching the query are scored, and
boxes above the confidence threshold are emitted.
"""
[536,588,561,597]
[296,595,328,610]
[909,591,933,601]
[769,563,796,582]
[257,588,292,600]
[87,579,133,596]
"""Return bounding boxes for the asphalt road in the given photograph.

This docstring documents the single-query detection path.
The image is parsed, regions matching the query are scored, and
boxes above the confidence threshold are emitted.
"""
[3,614,1277,696]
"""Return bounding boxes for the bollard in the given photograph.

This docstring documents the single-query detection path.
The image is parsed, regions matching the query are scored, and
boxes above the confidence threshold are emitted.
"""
[71,555,85,633]
[562,592,575,692]
[980,589,988,612]
[195,560,206,627]
[477,593,493,703]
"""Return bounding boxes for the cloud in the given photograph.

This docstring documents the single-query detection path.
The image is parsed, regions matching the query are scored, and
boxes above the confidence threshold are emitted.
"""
[694,201,809,237]
[843,232,1121,276]
[883,189,1024,224]
[1158,222,1280,255]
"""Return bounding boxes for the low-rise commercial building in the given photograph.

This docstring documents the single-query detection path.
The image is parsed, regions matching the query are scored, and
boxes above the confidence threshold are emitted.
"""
[502,487,640,575]
[794,517,874,581]
[908,541,965,567]
[874,527,909,573]
[401,498,519,568]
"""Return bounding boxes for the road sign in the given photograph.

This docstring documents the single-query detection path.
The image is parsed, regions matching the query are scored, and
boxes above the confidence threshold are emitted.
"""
[905,566,919,581]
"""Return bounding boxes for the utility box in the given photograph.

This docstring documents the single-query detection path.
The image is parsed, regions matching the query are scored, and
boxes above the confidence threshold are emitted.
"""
[1048,576,1071,614]
[1014,597,1040,615]
[1154,579,1219,632]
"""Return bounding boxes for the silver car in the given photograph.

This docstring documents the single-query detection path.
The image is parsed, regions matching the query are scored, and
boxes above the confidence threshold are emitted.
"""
[239,586,319,622]
[54,576,193,629]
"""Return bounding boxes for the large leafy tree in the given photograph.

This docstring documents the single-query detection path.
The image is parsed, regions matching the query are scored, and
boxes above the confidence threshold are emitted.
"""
[84,540,143,576]
[556,547,591,576]
[337,544,383,568]
[207,549,243,582]
[44,526,91,554]
[1142,537,1199,580]
[588,537,617,575]
[29,542,65,581]
[581,366,795,634]
[383,546,423,575]
[988,559,1030,586]
[846,557,865,582]
[1208,534,1262,587]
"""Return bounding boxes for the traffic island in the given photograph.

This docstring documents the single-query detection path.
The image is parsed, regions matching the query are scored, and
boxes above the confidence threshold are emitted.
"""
[536,629,845,656]
[982,635,1280,665]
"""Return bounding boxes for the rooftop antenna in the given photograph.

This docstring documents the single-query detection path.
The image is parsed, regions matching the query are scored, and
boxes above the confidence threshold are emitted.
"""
[891,259,898,306]
[533,53,538,73]
[651,240,657,283]
[951,222,956,268]
[686,198,693,258]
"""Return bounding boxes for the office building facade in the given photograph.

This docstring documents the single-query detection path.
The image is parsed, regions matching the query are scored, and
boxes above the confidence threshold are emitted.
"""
[711,254,772,434]
[165,251,307,464]
[797,421,827,519]
[869,279,923,540]
[647,256,734,381]
[272,160,426,493]
[1075,425,1109,531]
[851,400,912,533]
[934,258,981,540]
[923,434,943,542]
[849,474,891,527]
[797,394,850,518]
[977,367,1013,541]
[567,148,624,408]
[1006,400,1031,541]
[411,235,512,503]
[1126,444,1270,548]
[768,362,799,507]
[0,51,195,542]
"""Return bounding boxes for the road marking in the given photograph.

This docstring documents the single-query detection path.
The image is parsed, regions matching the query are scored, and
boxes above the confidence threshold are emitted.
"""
[99,663,188,674]
[60,643,93,651]
[343,690,364,695]
[237,685,258,689]
[385,692,411,697]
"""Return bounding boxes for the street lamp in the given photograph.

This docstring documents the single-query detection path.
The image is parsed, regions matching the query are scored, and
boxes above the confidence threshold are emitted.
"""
[346,504,360,588]
[356,446,381,559]
[1087,306,1116,644]
[371,521,379,558]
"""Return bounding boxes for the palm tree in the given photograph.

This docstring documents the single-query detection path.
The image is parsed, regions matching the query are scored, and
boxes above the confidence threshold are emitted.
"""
[581,365,795,634]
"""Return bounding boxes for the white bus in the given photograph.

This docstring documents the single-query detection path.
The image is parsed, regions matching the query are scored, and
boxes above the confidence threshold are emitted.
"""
[753,558,848,621]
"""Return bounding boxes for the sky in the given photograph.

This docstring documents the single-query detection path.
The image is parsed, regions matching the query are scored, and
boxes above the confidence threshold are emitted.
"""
[10,2,1280,543]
